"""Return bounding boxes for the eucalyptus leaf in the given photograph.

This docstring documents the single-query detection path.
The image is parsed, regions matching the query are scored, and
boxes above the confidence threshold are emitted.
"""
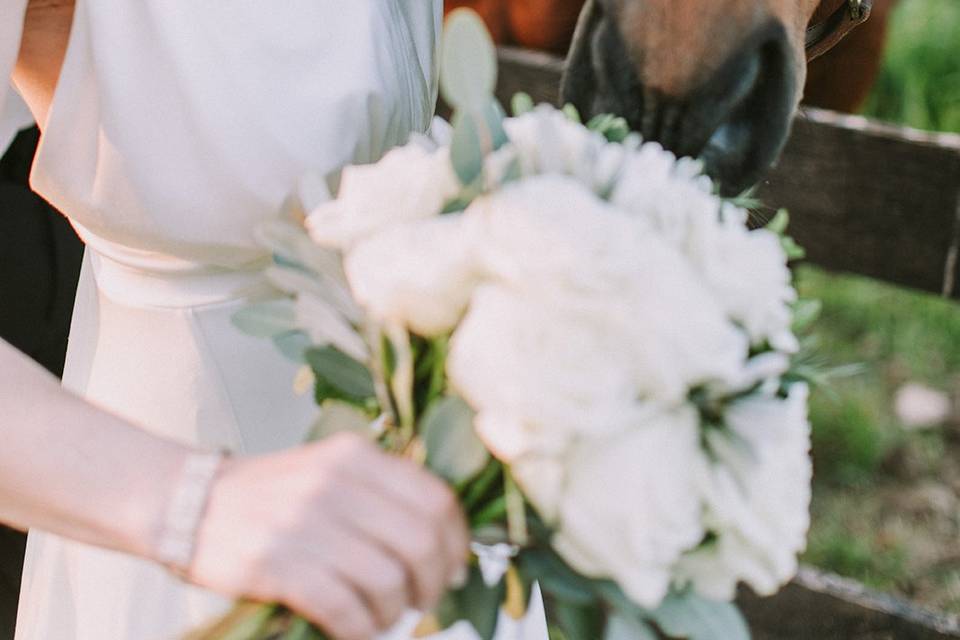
[308,400,374,442]
[483,99,509,151]
[421,396,489,483]
[273,330,313,363]
[435,565,505,640]
[511,92,535,117]
[451,110,485,186]
[305,345,376,405]
[605,614,658,640]
[441,9,498,111]
[562,103,582,123]
[649,592,750,640]
[232,300,297,338]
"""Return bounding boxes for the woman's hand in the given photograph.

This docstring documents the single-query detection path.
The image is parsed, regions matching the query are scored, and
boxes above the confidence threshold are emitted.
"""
[189,432,470,640]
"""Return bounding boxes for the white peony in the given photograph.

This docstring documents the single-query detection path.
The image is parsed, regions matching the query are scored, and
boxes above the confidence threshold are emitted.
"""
[448,285,646,454]
[463,176,750,403]
[546,407,708,608]
[673,383,812,600]
[305,143,460,250]
[692,219,799,352]
[344,214,482,337]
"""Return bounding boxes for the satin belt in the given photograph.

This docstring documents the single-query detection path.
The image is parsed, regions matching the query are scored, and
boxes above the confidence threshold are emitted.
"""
[86,241,275,309]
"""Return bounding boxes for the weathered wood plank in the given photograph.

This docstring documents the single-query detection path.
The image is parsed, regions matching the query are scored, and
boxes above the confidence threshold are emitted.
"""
[756,109,960,299]
[494,46,960,299]
[739,566,960,639]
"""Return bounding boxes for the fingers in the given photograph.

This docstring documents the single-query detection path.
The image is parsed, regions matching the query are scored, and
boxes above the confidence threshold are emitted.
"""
[321,535,410,630]
[331,478,456,611]
[286,570,378,640]
[346,445,471,584]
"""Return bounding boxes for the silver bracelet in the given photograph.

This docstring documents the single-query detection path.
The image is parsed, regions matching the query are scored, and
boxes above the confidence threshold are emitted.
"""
[156,450,226,578]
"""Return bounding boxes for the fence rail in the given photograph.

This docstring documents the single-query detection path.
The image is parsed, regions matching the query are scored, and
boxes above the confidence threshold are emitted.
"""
[495,46,960,300]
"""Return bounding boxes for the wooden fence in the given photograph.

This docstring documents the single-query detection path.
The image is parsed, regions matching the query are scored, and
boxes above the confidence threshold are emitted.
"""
[495,45,960,639]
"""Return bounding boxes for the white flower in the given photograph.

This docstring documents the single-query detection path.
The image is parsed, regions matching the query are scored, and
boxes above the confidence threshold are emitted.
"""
[448,286,646,454]
[463,176,750,403]
[693,221,798,352]
[674,383,812,600]
[546,407,708,609]
[503,106,627,195]
[344,214,481,337]
[305,143,460,250]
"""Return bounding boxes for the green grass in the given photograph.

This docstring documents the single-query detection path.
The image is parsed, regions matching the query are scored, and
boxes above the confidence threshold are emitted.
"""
[863,0,960,133]
[800,0,960,606]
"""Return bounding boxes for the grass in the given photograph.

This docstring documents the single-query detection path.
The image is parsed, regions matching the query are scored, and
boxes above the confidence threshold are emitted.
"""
[799,0,960,604]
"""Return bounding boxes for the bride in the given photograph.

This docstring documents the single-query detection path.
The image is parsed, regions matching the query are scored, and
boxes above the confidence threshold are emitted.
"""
[2,0,547,638]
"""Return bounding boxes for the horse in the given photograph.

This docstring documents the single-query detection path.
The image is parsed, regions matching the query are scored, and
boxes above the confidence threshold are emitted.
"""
[445,0,893,195]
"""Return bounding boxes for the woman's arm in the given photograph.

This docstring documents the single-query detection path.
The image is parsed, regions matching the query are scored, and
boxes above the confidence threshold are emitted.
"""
[0,338,469,639]
[0,338,185,556]
[12,0,75,127]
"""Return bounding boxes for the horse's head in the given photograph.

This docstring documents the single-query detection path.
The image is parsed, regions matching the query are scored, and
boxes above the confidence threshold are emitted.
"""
[562,0,867,194]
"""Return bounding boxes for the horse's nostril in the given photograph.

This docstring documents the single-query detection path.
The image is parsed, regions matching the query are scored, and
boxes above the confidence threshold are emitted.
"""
[684,21,796,195]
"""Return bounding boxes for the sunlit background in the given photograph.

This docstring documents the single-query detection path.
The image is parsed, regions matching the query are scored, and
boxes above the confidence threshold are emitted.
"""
[799,0,960,612]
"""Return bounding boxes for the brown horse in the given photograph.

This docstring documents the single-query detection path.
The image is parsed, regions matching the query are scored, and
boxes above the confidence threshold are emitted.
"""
[445,0,894,195]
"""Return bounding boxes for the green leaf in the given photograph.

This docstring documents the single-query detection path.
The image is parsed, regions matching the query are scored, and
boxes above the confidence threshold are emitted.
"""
[792,298,822,332]
[552,602,605,640]
[451,110,485,186]
[305,345,375,405]
[232,300,297,338]
[519,549,596,606]
[281,617,326,640]
[484,99,510,151]
[511,92,535,116]
[450,101,508,186]
[307,400,374,442]
[766,208,790,235]
[273,330,313,362]
[422,396,489,483]
[562,103,582,123]
[781,235,807,261]
[605,615,658,640]
[441,9,498,111]
[435,565,505,640]
[649,592,750,640]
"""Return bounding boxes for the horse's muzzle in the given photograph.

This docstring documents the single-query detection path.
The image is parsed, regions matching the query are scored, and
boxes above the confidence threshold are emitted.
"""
[561,1,797,196]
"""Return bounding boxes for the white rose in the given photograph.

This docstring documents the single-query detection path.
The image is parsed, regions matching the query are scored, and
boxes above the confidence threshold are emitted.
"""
[674,383,812,600]
[448,285,647,455]
[344,214,481,337]
[306,143,460,250]
[547,407,708,609]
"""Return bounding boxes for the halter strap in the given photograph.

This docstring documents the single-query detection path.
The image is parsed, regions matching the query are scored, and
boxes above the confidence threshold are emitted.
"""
[806,0,874,62]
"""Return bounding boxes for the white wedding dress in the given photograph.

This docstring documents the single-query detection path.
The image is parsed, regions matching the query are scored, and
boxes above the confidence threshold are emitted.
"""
[1,1,546,638]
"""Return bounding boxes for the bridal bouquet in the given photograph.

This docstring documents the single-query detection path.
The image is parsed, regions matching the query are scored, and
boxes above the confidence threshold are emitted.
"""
[202,10,815,640]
